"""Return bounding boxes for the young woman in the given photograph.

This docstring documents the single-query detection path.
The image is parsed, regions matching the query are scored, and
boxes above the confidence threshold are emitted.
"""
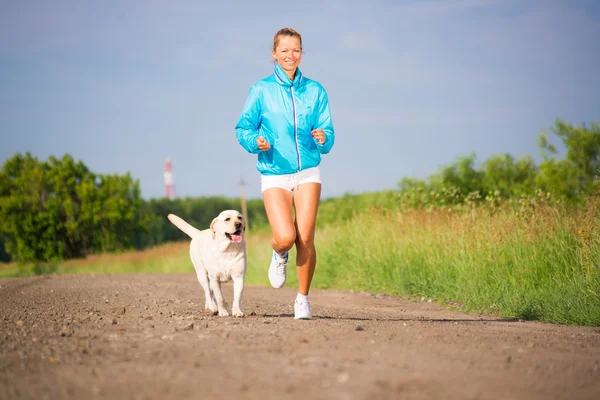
[235,28,335,319]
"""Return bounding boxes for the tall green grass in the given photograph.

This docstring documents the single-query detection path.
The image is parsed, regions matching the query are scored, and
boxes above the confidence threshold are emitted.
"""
[244,191,600,325]
[309,203,599,325]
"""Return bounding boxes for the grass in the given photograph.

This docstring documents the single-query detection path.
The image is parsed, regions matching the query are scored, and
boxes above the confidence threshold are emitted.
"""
[311,201,600,326]
[0,242,193,278]
[1,195,598,326]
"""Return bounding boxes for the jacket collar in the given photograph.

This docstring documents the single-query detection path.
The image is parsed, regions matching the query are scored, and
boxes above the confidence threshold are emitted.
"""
[273,63,303,88]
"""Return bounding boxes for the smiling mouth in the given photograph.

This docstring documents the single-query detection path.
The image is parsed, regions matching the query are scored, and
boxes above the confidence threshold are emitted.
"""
[225,230,243,243]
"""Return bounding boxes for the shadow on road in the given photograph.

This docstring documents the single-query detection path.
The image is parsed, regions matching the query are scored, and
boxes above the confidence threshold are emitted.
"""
[258,313,521,323]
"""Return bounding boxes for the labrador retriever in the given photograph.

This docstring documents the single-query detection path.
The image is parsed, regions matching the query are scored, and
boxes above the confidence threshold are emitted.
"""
[167,210,246,317]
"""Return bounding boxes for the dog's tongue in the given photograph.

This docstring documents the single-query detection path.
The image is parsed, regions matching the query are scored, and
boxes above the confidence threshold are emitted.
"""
[231,234,242,244]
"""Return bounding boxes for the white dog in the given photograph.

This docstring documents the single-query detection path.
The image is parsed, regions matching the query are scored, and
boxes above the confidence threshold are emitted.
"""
[167,210,247,317]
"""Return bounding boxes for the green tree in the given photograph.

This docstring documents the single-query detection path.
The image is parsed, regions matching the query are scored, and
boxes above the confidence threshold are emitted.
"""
[0,153,145,263]
[396,120,600,207]
[397,177,428,192]
[480,153,538,198]
[0,237,10,262]
[537,119,600,199]
[429,153,483,195]
[78,173,144,253]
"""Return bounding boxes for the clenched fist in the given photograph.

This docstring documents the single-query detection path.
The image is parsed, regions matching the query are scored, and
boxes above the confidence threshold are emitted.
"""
[312,129,326,145]
[257,136,271,151]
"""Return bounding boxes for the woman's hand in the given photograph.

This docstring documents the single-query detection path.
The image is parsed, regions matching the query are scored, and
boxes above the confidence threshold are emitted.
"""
[257,136,271,151]
[312,129,325,145]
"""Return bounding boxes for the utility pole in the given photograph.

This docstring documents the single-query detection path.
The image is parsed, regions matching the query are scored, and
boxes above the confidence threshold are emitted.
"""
[240,177,248,230]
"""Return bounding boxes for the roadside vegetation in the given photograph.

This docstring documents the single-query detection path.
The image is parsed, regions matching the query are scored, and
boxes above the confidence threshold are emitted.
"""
[313,189,600,326]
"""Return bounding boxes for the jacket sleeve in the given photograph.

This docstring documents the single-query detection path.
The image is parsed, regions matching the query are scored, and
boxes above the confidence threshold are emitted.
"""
[314,87,335,154]
[235,85,262,154]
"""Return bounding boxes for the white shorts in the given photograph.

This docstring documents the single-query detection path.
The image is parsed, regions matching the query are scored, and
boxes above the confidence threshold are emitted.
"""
[261,166,322,193]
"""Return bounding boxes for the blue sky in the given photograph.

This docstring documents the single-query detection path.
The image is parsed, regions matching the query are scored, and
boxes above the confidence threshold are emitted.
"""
[1,0,599,200]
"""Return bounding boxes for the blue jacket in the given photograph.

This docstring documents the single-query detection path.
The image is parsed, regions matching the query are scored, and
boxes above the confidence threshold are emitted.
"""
[235,63,335,175]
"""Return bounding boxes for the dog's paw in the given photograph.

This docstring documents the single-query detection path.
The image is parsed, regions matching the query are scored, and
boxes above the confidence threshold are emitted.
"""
[205,306,218,315]
[218,309,230,317]
[232,309,245,317]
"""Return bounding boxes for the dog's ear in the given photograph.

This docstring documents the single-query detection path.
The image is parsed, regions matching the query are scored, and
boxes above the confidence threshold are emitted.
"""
[210,217,218,239]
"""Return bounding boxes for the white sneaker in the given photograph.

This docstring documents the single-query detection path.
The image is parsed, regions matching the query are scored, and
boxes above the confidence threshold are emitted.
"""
[294,299,312,320]
[268,251,288,289]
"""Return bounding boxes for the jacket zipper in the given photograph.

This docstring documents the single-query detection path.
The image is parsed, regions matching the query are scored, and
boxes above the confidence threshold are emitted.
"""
[290,85,301,171]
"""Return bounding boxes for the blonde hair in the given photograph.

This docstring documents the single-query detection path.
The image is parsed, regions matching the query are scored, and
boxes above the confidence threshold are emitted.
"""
[272,28,303,52]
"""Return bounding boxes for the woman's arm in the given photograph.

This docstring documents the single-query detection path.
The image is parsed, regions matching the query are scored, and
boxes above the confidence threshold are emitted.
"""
[235,86,262,154]
[314,88,335,154]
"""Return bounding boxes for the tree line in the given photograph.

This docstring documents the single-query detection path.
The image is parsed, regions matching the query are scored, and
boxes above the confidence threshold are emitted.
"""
[317,119,599,223]
[0,153,267,263]
[397,119,600,205]
[1,119,598,264]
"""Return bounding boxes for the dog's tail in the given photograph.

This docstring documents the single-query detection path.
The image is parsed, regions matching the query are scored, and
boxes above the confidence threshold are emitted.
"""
[167,214,202,239]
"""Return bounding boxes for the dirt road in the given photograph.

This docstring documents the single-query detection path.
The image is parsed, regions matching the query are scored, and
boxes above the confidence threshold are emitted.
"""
[1,273,598,400]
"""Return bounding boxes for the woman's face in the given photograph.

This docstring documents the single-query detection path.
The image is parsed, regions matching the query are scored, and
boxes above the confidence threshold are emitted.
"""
[272,35,302,79]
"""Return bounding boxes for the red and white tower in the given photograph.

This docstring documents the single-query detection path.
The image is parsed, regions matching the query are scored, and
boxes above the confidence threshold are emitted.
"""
[164,158,176,199]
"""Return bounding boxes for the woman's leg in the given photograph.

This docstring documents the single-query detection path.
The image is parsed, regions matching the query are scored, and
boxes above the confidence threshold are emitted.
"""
[292,183,322,295]
[262,188,295,254]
